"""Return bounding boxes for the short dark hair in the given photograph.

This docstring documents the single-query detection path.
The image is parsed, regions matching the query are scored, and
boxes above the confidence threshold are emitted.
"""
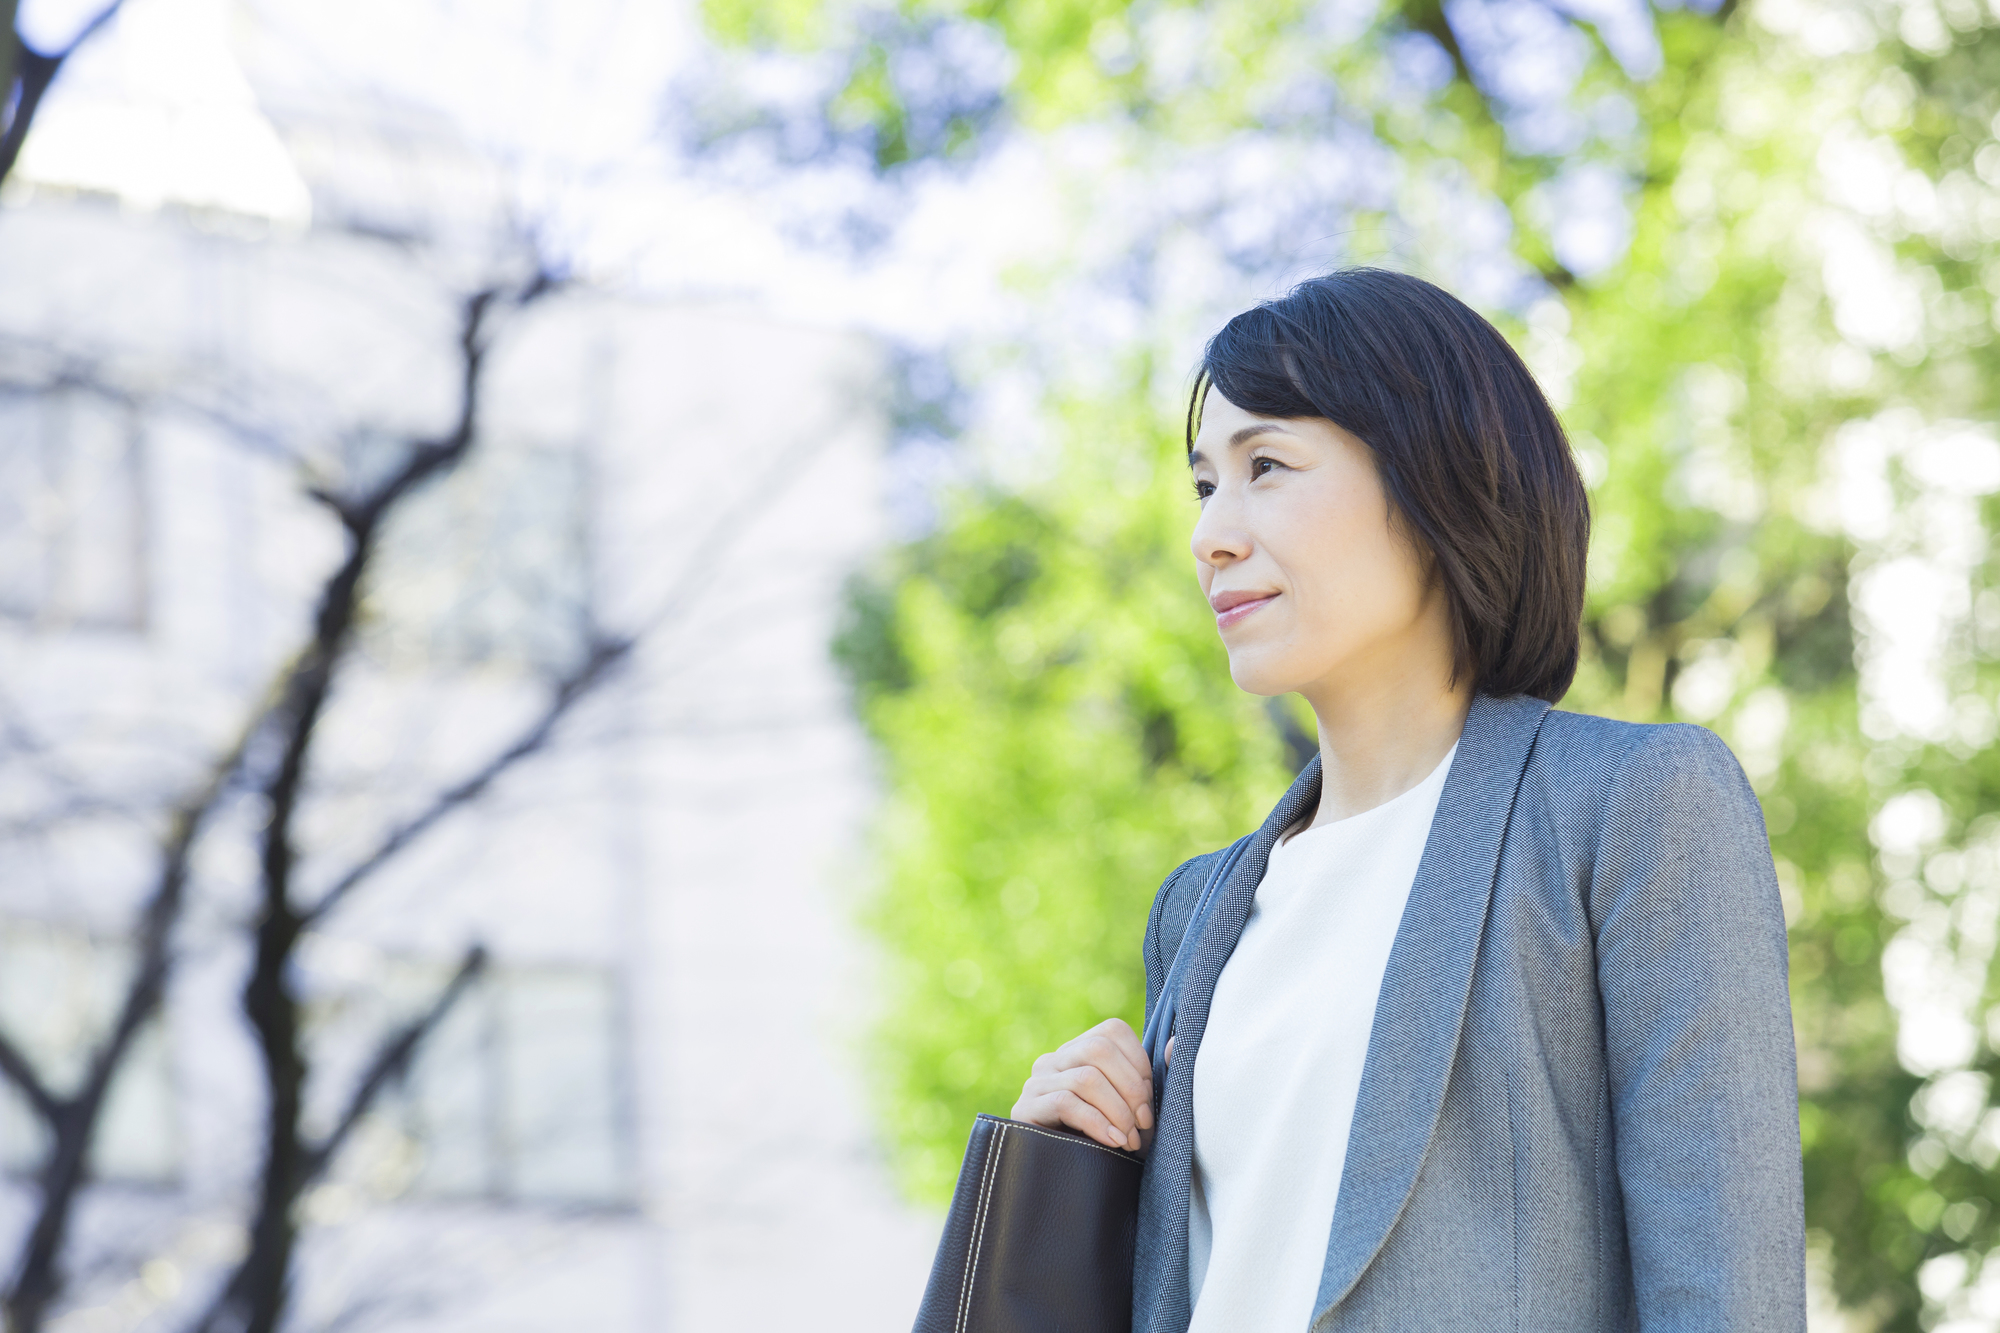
[1190,268,1589,703]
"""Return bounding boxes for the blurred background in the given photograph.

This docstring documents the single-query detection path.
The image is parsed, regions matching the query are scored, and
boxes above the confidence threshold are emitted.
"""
[0,0,1994,1328]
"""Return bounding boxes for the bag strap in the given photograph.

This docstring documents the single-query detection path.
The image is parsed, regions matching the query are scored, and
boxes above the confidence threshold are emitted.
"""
[1139,834,1252,1067]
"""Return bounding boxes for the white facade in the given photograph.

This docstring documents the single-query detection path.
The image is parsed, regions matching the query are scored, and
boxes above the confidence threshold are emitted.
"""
[0,52,937,1333]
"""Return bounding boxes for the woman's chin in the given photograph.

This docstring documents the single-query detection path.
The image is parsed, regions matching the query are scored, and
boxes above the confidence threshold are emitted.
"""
[1226,654,1305,699]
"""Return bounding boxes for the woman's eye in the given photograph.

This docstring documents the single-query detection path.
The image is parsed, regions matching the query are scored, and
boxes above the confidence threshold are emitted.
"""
[1251,456,1280,478]
[1192,479,1215,500]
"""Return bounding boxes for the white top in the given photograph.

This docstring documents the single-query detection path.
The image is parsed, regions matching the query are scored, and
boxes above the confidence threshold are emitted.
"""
[1186,743,1457,1332]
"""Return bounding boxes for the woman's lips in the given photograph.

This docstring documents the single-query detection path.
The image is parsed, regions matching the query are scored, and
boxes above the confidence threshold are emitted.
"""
[1215,594,1277,629]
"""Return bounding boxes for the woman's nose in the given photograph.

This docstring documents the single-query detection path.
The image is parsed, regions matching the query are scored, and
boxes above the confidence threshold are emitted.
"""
[1192,501,1249,567]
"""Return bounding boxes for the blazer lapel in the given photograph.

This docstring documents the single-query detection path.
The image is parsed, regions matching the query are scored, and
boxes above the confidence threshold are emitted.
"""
[1135,751,1322,1332]
[1311,693,1552,1319]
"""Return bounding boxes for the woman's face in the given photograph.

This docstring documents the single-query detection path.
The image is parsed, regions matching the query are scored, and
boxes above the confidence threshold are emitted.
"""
[1188,390,1449,702]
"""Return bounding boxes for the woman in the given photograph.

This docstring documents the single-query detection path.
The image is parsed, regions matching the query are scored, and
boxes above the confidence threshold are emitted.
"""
[1010,270,1804,1331]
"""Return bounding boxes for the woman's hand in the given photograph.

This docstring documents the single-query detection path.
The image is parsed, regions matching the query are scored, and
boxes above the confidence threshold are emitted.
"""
[1010,1017,1156,1152]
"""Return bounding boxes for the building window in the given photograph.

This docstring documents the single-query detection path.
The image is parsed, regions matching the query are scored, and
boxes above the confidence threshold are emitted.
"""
[304,952,632,1208]
[0,389,148,632]
[0,919,177,1183]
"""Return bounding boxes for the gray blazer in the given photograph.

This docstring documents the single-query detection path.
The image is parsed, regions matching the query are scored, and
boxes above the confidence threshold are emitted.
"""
[1137,694,1804,1332]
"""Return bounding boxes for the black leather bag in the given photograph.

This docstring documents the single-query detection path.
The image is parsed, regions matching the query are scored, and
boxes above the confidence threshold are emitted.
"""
[911,836,1251,1333]
[912,1113,1144,1333]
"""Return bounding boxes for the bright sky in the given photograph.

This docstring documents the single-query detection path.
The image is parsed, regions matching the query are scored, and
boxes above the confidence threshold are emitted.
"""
[13,0,1065,351]
[15,0,312,221]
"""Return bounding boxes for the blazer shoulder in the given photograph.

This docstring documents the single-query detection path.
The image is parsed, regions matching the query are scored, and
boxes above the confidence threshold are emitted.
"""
[1143,848,1226,1012]
[1145,852,1213,961]
[1535,709,1746,784]
[1531,709,1759,828]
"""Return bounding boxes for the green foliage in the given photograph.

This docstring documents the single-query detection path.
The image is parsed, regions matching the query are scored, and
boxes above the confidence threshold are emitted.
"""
[698,0,829,48]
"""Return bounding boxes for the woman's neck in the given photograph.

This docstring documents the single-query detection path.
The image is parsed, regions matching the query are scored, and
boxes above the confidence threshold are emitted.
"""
[1298,662,1472,830]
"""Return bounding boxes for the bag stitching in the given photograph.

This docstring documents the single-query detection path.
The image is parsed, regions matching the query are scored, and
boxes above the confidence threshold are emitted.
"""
[976,1115,1143,1166]
[954,1129,998,1333]
[955,1130,999,1333]
[958,1126,1006,1333]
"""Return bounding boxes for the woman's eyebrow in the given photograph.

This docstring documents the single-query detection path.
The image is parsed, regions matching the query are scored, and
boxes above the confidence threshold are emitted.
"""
[1188,423,1290,467]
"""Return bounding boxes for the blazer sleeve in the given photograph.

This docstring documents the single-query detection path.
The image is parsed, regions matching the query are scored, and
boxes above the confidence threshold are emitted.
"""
[1588,724,1805,1331]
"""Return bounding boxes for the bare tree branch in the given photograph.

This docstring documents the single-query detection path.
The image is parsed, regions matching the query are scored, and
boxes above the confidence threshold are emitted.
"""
[0,346,314,467]
[304,944,487,1179]
[0,689,148,832]
[304,632,633,924]
[0,1,124,187]
[197,270,562,1333]
[185,947,488,1333]
[301,381,847,927]
[0,249,824,1331]
[1,707,257,1333]
[0,253,550,1333]
[0,1030,55,1124]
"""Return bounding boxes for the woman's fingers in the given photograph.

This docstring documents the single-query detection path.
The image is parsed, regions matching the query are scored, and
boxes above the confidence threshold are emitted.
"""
[1056,1064,1139,1143]
[1015,1064,1141,1149]
[1049,1019,1154,1130]
[1015,1088,1127,1149]
[1013,1016,1166,1151]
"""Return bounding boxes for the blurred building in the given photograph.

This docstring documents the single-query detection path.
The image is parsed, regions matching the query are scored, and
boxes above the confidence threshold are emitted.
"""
[0,4,936,1329]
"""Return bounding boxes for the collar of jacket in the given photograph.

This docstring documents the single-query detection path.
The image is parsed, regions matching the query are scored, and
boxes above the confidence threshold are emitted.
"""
[1134,691,1553,1332]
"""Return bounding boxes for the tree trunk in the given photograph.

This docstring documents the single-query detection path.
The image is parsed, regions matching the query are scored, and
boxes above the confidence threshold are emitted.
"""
[5,1117,88,1333]
[225,901,306,1333]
